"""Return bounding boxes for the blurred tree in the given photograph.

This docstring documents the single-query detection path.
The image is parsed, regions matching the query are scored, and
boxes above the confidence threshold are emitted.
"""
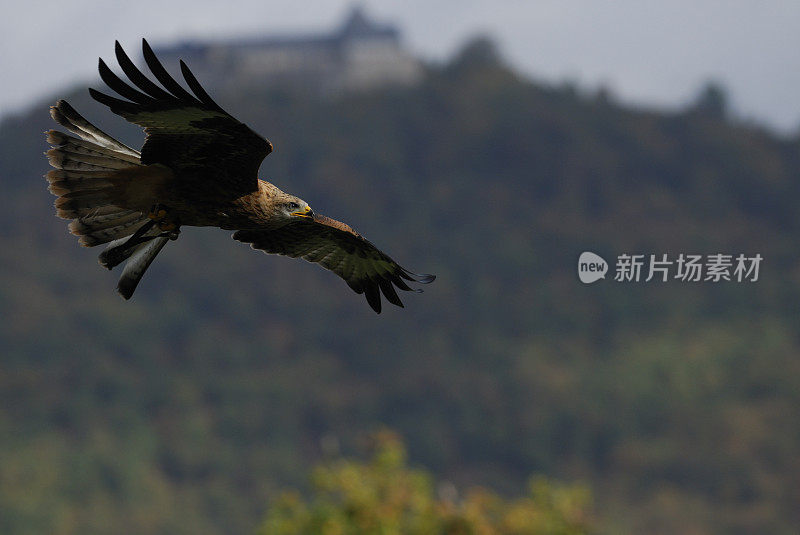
[448,36,504,72]
[690,81,729,119]
[260,430,592,535]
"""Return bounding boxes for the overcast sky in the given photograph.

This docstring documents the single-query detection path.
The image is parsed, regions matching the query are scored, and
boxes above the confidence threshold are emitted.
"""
[2,0,799,133]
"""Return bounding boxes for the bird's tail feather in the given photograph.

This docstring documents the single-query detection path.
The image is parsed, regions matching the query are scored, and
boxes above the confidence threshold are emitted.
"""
[49,99,139,156]
[46,99,171,299]
[46,100,146,246]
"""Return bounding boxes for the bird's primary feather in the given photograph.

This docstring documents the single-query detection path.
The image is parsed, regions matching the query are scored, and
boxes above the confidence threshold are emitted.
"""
[89,39,271,199]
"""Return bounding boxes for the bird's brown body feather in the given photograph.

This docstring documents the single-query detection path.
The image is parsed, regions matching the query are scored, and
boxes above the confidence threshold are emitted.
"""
[159,179,295,231]
[103,162,289,231]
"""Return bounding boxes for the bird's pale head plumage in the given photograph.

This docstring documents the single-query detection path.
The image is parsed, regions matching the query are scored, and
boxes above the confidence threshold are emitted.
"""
[254,180,313,224]
[275,192,313,220]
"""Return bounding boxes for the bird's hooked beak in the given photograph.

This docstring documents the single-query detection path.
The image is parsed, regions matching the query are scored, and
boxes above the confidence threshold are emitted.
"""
[292,205,314,219]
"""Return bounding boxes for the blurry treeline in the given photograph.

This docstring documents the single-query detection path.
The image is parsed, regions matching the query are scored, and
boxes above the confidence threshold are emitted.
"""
[1,37,800,534]
[261,430,591,534]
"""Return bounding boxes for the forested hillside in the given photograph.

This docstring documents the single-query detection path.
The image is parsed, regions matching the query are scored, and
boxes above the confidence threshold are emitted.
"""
[2,39,799,534]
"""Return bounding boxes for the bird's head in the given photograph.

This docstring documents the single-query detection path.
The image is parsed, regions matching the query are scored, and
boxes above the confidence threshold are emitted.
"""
[278,194,314,221]
[257,182,314,223]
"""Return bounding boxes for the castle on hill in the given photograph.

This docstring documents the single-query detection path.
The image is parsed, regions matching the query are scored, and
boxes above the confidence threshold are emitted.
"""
[152,7,422,96]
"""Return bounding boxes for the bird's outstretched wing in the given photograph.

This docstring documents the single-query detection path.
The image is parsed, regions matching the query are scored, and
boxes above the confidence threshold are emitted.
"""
[233,214,434,313]
[89,39,271,197]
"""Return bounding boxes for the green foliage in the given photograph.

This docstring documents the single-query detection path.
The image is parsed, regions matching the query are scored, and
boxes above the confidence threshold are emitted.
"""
[261,431,591,535]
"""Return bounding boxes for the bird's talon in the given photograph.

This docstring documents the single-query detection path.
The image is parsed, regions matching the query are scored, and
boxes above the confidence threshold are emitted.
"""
[147,205,168,221]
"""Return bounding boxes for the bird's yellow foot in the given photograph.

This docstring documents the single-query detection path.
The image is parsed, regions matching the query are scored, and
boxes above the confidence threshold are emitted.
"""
[147,204,180,239]
[147,204,168,221]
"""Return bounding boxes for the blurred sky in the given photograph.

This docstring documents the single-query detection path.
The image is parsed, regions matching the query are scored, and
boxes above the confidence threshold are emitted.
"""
[2,0,799,133]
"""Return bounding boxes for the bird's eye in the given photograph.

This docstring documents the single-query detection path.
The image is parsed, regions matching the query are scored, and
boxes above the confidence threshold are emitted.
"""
[288,202,299,210]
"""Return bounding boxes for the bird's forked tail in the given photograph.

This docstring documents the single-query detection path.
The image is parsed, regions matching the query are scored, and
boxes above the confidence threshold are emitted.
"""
[45,99,172,298]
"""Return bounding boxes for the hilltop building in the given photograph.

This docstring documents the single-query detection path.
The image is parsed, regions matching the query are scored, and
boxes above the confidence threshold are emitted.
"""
[152,7,422,96]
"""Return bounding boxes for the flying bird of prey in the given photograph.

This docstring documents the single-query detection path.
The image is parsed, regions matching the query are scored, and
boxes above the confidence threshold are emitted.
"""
[45,39,433,313]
